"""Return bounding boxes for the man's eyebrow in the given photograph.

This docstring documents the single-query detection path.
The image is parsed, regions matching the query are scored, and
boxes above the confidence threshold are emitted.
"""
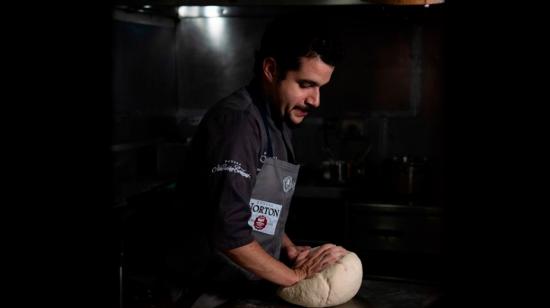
[299,79,320,87]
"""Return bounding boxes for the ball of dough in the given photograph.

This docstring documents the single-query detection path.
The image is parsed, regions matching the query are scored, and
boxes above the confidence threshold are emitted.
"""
[277,250,363,307]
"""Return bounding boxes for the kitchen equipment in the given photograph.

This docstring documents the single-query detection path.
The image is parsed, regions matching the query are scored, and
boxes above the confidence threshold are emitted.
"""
[321,160,351,184]
[390,155,428,197]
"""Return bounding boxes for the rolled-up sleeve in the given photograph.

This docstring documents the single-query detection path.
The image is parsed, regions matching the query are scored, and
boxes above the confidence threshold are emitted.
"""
[205,108,262,251]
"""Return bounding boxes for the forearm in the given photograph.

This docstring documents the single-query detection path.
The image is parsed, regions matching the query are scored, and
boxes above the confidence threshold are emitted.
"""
[225,240,303,287]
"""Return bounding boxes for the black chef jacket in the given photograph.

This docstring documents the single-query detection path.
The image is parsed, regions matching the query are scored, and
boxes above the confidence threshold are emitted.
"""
[173,82,297,282]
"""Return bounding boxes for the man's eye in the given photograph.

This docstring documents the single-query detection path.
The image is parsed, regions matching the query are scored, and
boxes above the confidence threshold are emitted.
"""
[299,82,312,88]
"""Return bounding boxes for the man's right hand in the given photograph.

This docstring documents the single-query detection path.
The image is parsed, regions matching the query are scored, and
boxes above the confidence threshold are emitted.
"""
[291,244,348,281]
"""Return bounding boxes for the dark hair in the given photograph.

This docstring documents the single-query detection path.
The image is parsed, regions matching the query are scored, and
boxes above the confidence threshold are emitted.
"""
[253,16,343,80]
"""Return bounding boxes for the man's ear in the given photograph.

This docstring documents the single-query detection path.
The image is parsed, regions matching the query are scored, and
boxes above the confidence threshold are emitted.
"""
[262,57,277,83]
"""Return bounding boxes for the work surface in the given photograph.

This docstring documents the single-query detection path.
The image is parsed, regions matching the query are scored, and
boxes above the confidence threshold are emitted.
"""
[218,278,442,308]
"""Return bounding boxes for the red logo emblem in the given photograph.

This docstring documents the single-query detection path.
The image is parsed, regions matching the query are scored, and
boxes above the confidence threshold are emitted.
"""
[254,215,268,230]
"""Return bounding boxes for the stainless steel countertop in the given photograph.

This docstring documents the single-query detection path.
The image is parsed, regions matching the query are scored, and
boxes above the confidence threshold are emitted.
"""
[218,278,441,307]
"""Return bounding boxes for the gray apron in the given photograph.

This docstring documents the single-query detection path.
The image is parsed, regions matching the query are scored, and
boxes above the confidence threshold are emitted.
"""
[190,103,300,307]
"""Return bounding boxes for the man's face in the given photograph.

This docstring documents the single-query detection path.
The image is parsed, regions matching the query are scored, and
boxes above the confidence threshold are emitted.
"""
[272,56,334,125]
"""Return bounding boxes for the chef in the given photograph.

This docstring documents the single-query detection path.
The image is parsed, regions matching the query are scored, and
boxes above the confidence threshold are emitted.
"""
[175,17,348,307]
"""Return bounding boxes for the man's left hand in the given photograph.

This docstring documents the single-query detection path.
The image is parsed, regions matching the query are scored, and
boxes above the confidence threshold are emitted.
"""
[286,245,311,262]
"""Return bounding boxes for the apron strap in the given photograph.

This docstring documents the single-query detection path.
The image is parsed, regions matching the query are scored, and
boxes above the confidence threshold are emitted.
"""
[258,103,274,158]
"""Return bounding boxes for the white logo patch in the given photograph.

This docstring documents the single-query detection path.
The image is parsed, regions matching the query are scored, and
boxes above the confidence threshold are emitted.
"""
[211,160,250,178]
[248,198,282,235]
[282,176,295,193]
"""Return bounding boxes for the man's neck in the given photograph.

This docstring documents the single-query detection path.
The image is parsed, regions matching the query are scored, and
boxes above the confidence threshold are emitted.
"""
[249,79,284,129]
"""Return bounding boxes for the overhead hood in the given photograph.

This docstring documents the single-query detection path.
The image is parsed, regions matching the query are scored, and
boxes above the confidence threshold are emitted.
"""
[114,0,445,7]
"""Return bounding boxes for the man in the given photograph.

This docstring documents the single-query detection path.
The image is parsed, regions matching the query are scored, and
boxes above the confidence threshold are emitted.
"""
[175,17,348,307]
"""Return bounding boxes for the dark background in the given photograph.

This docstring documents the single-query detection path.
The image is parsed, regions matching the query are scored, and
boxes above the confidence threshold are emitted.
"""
[19,1,544,307]
[106,1,543,307]
[111,3,447,290]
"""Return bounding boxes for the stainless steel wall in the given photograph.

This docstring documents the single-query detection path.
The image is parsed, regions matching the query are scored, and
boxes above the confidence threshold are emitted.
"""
[112,15,177,144]
[112,5,447,203]
[176,17,268,109]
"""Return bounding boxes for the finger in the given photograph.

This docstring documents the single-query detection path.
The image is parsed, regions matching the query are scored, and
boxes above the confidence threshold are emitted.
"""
[310,259,331,277]
[288,247,299,259]
[320,260,331,271]
[310,253,333,274]
[320,248,348,266]
[335,245,348,254]
[294,249,311,267]
[293,245,343,276]
[326,246,348,257]
[296,249,310,261]
[295,252,324,275]
[308,244,336,260]
[295,246,310,255]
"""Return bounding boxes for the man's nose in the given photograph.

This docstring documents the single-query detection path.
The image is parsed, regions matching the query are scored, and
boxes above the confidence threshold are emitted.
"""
[305,88,320,108]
